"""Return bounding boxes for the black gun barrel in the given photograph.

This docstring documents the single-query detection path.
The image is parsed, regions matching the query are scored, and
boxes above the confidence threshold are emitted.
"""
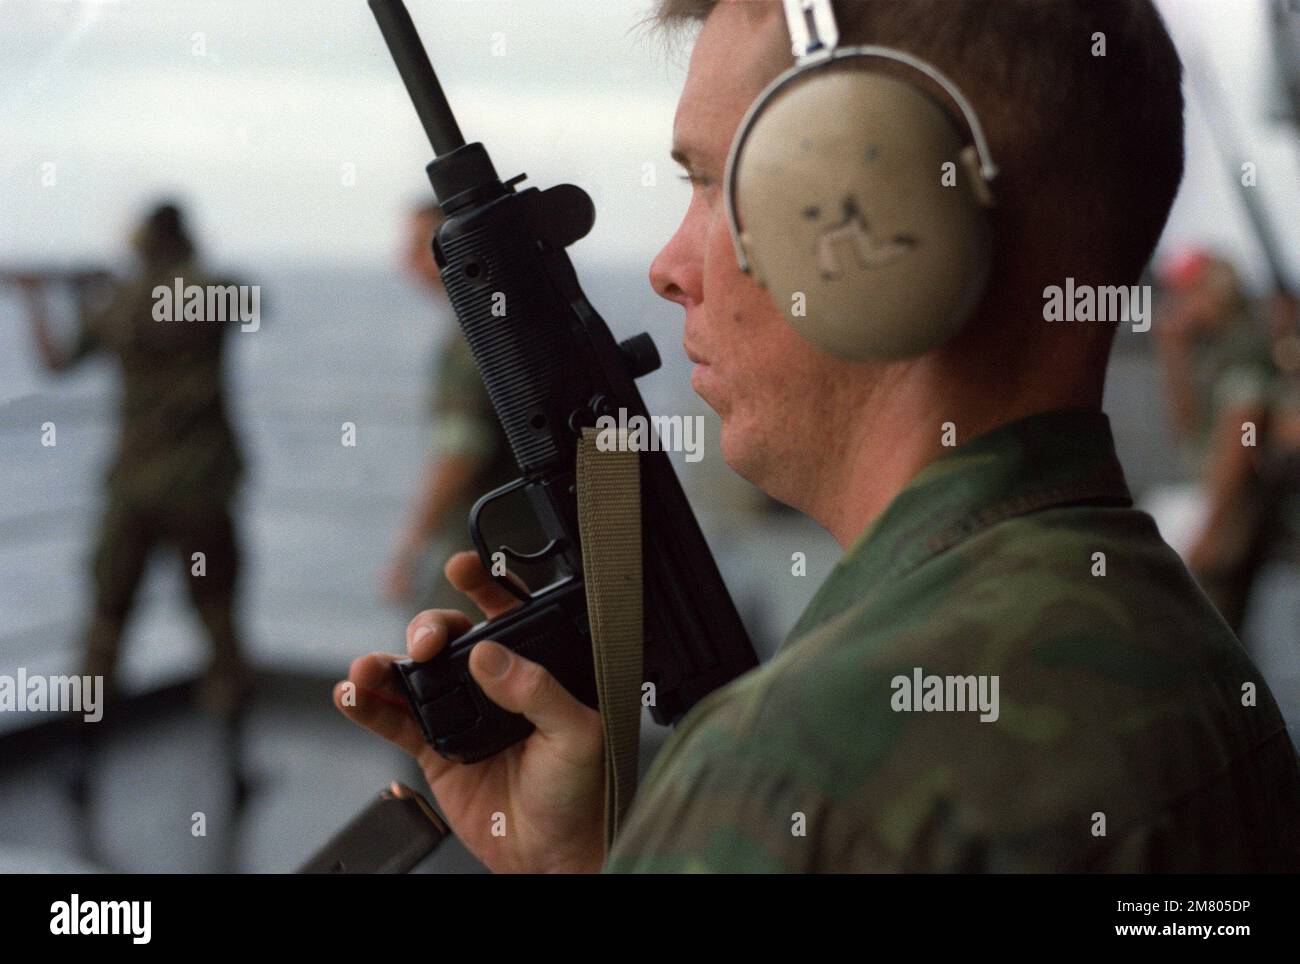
[368,0,466,155]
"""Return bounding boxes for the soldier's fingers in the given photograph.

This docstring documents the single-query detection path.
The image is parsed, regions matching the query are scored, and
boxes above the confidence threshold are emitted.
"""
[334,653,427,759]
[406,608,474,661]
[444,551,528,619]
[469,641,602,756]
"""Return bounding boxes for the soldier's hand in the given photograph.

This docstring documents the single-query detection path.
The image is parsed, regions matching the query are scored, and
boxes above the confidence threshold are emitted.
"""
[9,274,45,296]
[336,551,605,874]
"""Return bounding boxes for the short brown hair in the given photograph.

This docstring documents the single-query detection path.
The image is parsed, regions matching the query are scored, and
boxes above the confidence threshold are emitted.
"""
[651,0,1185,288]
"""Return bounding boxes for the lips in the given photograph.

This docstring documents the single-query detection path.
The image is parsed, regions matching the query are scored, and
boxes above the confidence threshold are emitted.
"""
[683,342,709,366]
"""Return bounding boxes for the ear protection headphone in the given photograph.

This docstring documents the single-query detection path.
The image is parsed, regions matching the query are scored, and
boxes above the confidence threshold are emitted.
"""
[724,0,999,361]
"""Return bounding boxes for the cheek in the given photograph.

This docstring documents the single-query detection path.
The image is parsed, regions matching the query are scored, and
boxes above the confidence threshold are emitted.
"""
[702,219,789,358]
[704,232,814,391]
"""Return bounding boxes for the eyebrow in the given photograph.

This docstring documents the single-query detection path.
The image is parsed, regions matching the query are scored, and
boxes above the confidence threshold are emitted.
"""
[672,141,720,175]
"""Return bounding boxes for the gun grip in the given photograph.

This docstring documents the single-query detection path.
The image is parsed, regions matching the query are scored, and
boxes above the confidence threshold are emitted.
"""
[395,580,597,763]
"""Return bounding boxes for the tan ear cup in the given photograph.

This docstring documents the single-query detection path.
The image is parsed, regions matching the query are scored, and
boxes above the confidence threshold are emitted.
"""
[733,70,994,361]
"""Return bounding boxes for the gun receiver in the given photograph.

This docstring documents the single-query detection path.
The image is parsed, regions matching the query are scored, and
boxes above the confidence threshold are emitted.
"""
[367,0,758,763]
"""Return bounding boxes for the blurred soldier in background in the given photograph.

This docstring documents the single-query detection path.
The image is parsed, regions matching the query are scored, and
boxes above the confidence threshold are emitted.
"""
[1260,289,1300,585]
[16,201,253,795]
[380,202,547,612]
[1155,250,1284,634]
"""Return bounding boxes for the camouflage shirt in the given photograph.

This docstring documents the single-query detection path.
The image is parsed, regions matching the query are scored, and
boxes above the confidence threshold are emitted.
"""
[606,410,1300,872]
[1183,305,1276,469]
[69,261,245,508]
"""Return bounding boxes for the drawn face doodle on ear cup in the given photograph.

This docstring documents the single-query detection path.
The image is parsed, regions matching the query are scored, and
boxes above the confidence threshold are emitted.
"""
[810,194,918,281]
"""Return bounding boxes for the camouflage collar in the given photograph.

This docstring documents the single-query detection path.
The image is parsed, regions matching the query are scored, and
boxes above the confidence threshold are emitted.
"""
[787,409,1133,642]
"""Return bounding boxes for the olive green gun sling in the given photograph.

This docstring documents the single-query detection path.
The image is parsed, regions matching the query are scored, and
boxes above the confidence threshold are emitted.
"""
[577,427,643,853]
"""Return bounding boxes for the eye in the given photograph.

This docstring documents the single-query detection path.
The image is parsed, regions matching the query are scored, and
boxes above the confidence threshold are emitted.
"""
[678,173,715,190]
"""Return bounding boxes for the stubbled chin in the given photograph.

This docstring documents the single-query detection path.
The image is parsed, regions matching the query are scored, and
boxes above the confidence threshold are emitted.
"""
[690,365,719,411]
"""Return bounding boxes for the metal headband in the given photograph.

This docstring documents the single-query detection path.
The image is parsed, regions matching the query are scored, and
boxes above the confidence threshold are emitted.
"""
[724,0,1000,273]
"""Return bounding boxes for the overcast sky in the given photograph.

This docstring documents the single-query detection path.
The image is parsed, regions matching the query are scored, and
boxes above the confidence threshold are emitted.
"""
[0,0,1296,288]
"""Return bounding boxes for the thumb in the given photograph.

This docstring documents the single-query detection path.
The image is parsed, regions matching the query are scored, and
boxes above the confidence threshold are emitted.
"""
[469,640,599,743]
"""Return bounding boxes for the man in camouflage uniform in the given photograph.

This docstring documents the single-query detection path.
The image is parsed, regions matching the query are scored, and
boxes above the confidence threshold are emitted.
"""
[380,203,547,613]
[21,203,252,721]
[1263,293,1300,571]
[339,0,1300,872]
[1155,252,1281,633]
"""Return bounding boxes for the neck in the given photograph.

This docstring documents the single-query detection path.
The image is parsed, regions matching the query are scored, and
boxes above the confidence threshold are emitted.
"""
[806,347,1106,548]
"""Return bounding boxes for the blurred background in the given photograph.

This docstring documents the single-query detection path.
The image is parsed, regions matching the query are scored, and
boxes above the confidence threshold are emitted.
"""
[0,0,1297,872]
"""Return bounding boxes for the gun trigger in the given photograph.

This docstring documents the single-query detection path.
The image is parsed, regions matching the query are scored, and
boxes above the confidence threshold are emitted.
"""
[497,538,566,565]
[467,478,534,604]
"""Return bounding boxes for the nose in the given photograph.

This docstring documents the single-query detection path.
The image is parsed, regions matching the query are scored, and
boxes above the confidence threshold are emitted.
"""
[650,206,704,310]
